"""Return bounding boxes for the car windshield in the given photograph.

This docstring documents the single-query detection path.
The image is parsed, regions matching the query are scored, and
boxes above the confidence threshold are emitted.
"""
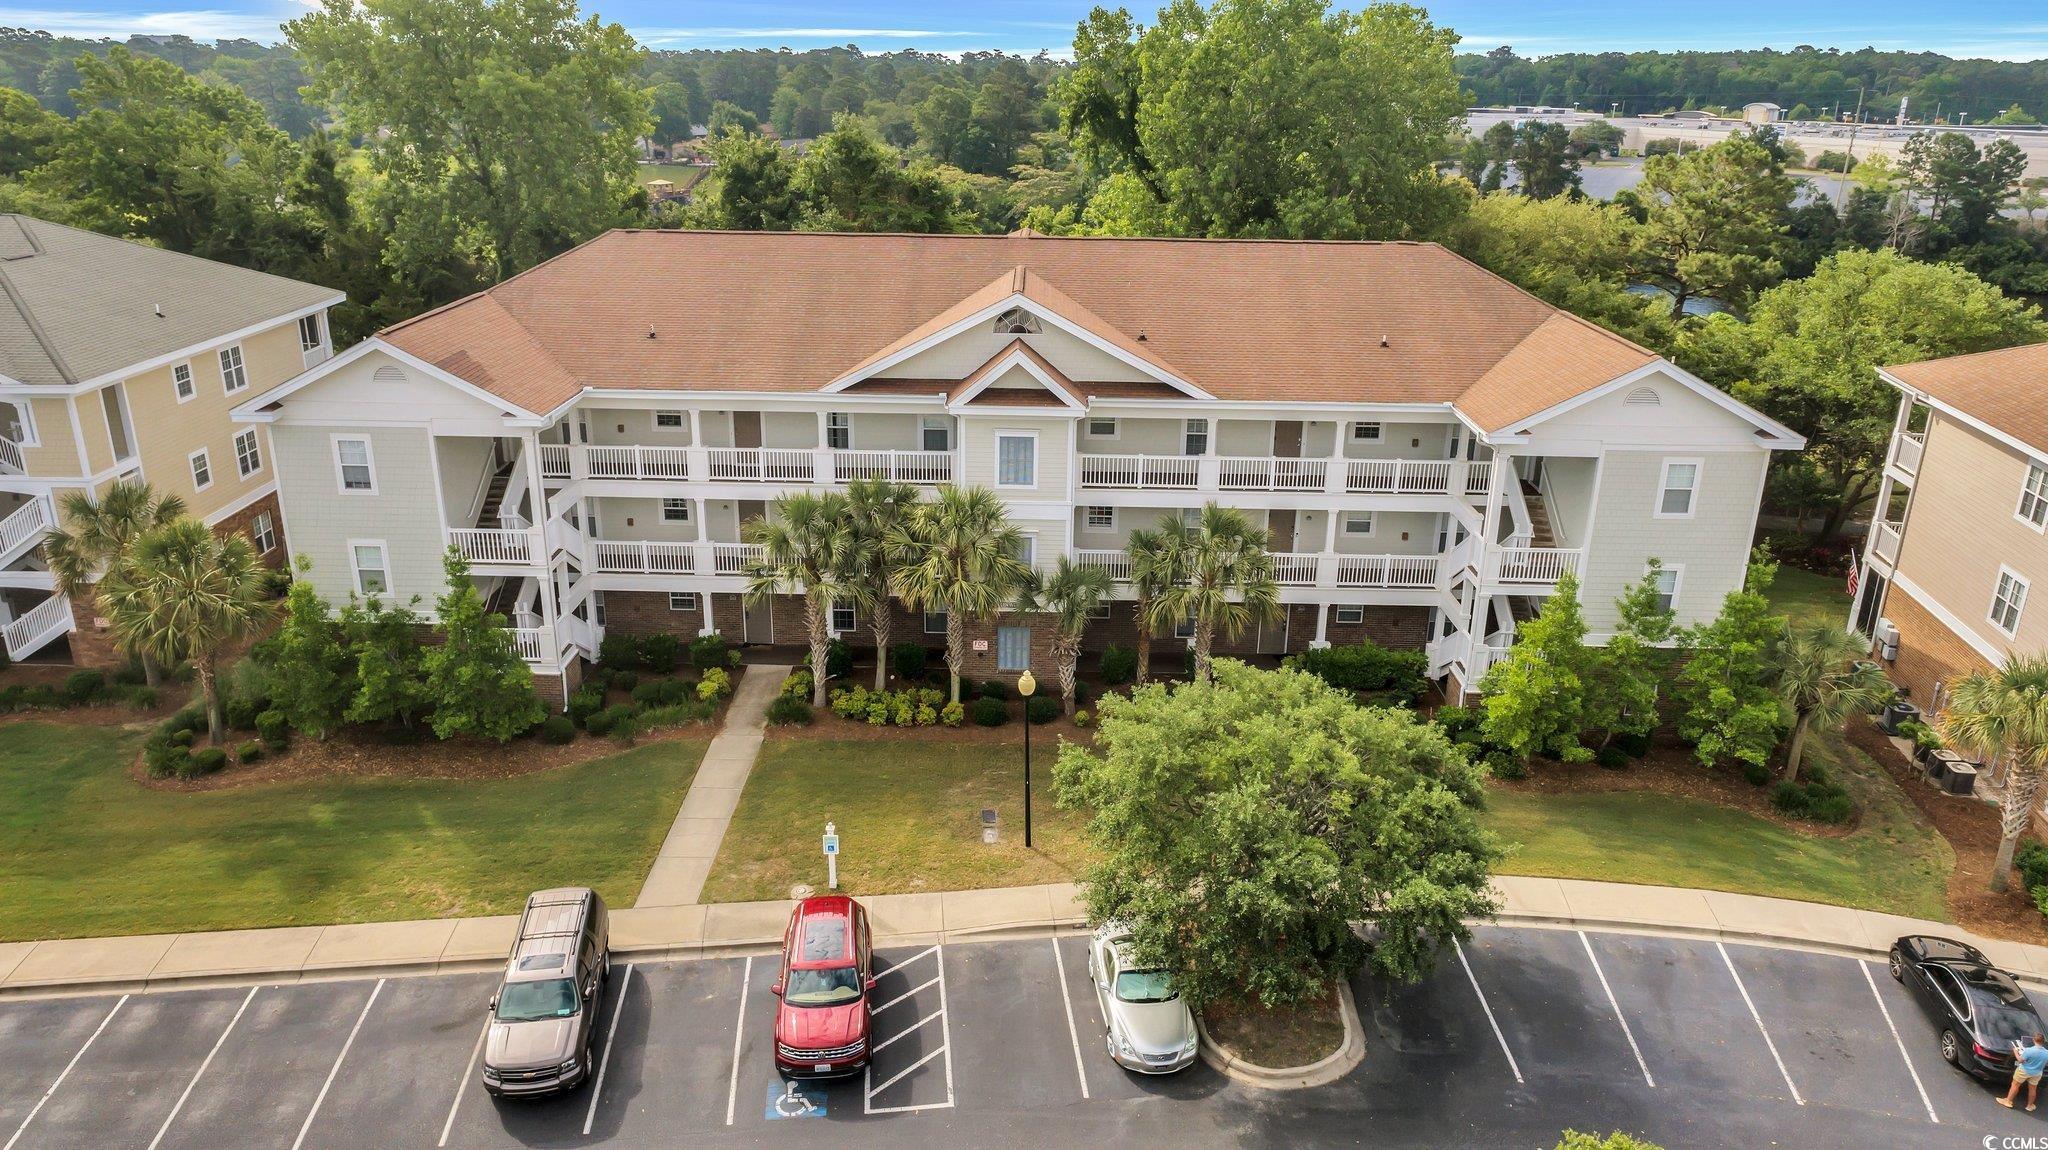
[785,966,863,1007]
[495,978,579,1022]
[1979,1004,2043,1044]
[1115,969,1177,1004]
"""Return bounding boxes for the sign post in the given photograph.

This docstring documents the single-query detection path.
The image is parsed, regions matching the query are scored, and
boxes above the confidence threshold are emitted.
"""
[822,822,839,891]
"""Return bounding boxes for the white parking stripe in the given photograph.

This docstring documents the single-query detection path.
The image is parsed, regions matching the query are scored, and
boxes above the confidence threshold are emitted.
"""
[937,944,956,1109]
[871,1009,942,1054]
[1578,932,1654,1088]
[1861,959,1939,1124]
[873,976,940,1014]
[866,1046,947,1098]
[439,1018,490,1148]
[582,964,633,1136]
[292,978,382,1150]
[3,994,127,1150]
[1051,938,1091,1099]
[1454,938,1523,1085]
[1716,943,1803,1105]
[725,955,752,1127]
[864,944,956,1116]
[147,985,259,1150]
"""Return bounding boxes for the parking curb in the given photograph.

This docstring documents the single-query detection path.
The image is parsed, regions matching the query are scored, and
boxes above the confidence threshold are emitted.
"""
[1195,980,1366,1090]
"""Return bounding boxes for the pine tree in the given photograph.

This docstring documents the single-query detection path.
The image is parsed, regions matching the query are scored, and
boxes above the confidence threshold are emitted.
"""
[424,549,545,741]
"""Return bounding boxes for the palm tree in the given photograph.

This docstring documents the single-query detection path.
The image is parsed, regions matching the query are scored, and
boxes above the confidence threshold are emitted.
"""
[96,519,268,743]
[1124,520,1185,685]
[841,477,920,690]
[890,486,1029,703]
[1773,621,1893,782]
[1941,656,2048,894]
[1150,503,1278,682]
[41,481,186,686]
[1017,557,1113,715]
[743,491,851,707]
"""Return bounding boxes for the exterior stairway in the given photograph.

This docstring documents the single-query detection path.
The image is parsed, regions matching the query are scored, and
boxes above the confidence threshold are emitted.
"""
[477,461,515,526]
[1519,480,1558,549]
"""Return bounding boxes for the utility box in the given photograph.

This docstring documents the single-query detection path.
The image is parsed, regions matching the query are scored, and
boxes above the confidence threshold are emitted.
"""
[981,808,998,845]
[1930,749,1964,783]
[1883,700,1921,735]
[1944,762,1977,796]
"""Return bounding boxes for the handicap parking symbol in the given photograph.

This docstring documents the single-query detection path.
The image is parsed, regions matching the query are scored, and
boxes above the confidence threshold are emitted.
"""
[765,1079,827,1119]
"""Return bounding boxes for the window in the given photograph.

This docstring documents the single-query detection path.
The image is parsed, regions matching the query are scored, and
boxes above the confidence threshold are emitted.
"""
[334,437,375,493]
[1011,535,1037,569]
[1350,422,1382,441]
[992,306,1040,335]
[831,602,856,634]
[172,362,195,402]
[218,344,248,393]
[1650,564,1682,615]
[233,429,262,478]
[920,417,950,452]
[923,610,949,635]
[1174,611,1196,639]
[1342,511,1374,536]
[1335,605,1365,624]
[188,448,212,491]
[826,412,850,450]
[1087,601,1112,620]
[1183,418,1209,456]
[997,626,1032,671]
[655,410,684,428]
[351,541,390,596]
[298,313,324,352]
[1992,568,2029,637]
[1084,506,1114,530]
[250,512,278,554]
[2020,464,2048,530]
[1087,417,1118,438]
[996,432,1036,487]
[1656,459,1700,518]
[669,592,700,612]
[661,498,692,522]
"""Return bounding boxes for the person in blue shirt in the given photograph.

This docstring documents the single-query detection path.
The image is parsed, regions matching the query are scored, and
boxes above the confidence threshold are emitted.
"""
[2001,1033,2048,1110]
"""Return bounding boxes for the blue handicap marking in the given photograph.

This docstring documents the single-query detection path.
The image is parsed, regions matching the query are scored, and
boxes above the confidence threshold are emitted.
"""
[765,1079,828,1120]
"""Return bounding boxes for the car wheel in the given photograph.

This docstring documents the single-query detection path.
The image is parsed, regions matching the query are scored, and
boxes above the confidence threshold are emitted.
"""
[1889,948,1905,982]
[1941,1029,1961,1066]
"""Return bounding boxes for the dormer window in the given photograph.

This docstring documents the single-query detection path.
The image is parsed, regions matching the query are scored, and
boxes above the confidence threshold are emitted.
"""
[992,307,1040,335]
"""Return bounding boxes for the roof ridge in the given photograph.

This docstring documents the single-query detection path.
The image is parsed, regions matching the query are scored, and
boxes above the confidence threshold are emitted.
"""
[601,227,1440,248]
[0,248,78,385]
[1426,240,1661,384]
[1886,339,2048,376]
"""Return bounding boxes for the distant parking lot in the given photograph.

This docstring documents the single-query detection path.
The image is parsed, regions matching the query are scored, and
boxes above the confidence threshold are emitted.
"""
[1,925,2040,1148]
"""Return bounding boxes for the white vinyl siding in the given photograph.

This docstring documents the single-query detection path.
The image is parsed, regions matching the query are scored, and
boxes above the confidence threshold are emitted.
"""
[274,424,451,610]
[1577,450,1768,634]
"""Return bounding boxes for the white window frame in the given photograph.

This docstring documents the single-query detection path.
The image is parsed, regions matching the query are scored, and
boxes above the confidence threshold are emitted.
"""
[298,313,324,353]
[1350,421,1382,442]
[188,447,213,491]
[171,361,196,404]
[1087,601,1112,620]
[1991,566,2030,638]
[1342,511,1375,536]
[250,511,278,554]
[1654,457,1702,519]
[1084,506,1115,530]
[218,343,249,394]
[996,626,1032,672]
[826,412,851,450]
[661,498,692,523]
[1013,534,1037,569]
[923,610,948,635]
[2,398,37,445]
[919,416,951,452]
[1334,605,1366,625]
[2019,463,2048,532]
[1183,418,1210,456]
[349,539,391,597]
[1649,563,1684,615]
[668,591,699,612]
[995,429,1038,489]
[831,601,856,635]
[1174,610,1197,639]
[233,429,262,479]
[332,435,377,495]
[1086,417,1119,439]
[655,410,685,429]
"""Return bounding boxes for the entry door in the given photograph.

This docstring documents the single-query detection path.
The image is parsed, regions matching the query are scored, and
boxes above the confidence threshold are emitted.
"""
[732,411,763,449]
[1266,509,1298,553]
[743,596,773,644]
[1256,614,1289,655]
[1272,420,1304,458]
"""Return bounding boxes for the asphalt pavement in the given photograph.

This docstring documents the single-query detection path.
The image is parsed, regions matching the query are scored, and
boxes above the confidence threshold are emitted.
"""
[1,925,2040,1148]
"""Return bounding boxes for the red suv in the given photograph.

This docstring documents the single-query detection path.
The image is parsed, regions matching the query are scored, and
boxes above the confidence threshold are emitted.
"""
[772,895,875,1079]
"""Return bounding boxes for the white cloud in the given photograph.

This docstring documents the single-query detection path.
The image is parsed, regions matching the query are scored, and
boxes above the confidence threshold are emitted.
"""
[0,5,295,41]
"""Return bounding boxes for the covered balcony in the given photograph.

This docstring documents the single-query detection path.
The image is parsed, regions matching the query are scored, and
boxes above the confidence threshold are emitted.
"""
[539,406,957,488]
[1074,415,1487,499]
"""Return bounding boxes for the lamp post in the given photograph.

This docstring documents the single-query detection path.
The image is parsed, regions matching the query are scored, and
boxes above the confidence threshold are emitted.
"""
[1017,669,1036,848]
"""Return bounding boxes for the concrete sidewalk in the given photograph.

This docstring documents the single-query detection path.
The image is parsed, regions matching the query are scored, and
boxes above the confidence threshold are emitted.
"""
[6,875,2044,1000]
[633,663,787,908]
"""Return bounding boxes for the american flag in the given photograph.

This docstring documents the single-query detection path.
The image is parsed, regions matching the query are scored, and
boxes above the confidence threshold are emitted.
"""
[1845,552,1860,600]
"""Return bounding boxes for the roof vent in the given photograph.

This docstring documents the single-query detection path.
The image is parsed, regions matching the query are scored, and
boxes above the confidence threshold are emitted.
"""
[372,365,407,384]
[1380,335,1390,348]
[1624,386,1662,407]
[1136,330,1148,342]
[993,306,1040,335]
[154,304,164,319]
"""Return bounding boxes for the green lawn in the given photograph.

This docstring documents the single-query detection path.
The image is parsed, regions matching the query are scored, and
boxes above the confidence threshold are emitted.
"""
[1768,564,1854,629]
[702,735,1094,903]
[637,163,708,189]
[0,723,707,941]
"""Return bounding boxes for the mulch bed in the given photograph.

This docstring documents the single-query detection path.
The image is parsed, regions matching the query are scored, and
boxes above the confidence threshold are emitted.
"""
[1203,988,1345,1069]
[1490,732,1857,837]
[1846,718,2048,946]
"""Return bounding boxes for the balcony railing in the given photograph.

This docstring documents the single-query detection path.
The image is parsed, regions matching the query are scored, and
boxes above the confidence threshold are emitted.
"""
[538,444,954,486]
[508,627,548,663]
[590,445,691,480]
[1873,520,1903,564]
[450,527,541,565]
[0,497,51,559]
[1077,548,1441,589]
[0,436,24,476]
[1077,454,1200,489]
[1893,430,1925,475]
[590,539,763,576]
[1078,452,1489,497]
[1485,547,1584,585]
[1073,549,1132,582]
[2,593,72,660]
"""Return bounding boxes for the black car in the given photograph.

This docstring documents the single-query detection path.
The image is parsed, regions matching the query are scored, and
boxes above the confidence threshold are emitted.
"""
[1890,934,2048,1082]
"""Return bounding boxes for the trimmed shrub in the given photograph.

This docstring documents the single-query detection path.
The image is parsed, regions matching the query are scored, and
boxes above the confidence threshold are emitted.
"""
[767,695,814,726]
[224,692,265,732]
[940,701,964,727]
[127,686,159,711]
[256,709,289,749]
[1026,696,1061,725]
[690,633,732,671]
[1483,750,1526,780]
[826,638,854,681]
[609,670,641,695]
[970,697,1008,727]
[63,669,106,704]
[979,679,1010,701]
[781,669,813,700]
[170,728,196,747]
[697,667,733,702]
[2016,841,2048,895]
[143,735,187,779]
[1073,709,1091,728]
[1070,680,1093,706]
[599,632,643,669]
[1615,732,1653,759]
[1286,642,1429,696]
[1595,745,1631,770]
[538,715,577,744]
[235,741,262,763]
[1433,704,1479,736]
[632,678,693,707]
[827,685,946,726]
[889,643,927,680]
[583,703,641,738]
[166,705,207,737]
[1099,644,1136,685]
[1770,777,1855,824]
[640,633,683,672]
[1740,761,1773,787]
[186,747,229,777]
[567,686,606,728]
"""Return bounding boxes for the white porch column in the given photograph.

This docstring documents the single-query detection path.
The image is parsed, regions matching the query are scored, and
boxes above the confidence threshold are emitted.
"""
[1311,603,1330,649]
[687,408,702,446]
[701,592,716,636]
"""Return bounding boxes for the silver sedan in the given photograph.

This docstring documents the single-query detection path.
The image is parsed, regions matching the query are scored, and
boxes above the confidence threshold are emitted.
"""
[1087,922,1199,1074]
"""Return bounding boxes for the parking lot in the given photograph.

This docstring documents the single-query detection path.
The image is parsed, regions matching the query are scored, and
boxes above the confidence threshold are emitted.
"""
[1,924,2041,1148]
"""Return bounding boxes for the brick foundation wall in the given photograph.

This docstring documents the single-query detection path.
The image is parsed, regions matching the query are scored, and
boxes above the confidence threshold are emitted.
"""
[1880,583,1994,713]
[600,589,711,638]
[209,490,287,569]
[1285,604,1430,651]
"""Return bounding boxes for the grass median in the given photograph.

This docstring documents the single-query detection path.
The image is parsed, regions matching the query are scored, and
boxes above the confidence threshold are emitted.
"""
[0,721,707,941]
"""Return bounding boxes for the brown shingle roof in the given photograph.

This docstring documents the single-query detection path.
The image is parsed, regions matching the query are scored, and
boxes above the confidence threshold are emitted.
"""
[1455,312,1659,433]
[378,230,1661,420]
[1886,342,2048,454]
[949,338,1084,406]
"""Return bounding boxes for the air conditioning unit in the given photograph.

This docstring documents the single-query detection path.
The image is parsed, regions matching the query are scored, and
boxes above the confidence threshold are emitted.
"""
[1876,618,1900,661]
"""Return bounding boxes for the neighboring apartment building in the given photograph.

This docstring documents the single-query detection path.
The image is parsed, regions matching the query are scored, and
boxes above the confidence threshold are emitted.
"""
[0,215,340,665]
[234,229,1800,703]
[1854,342,2048,711]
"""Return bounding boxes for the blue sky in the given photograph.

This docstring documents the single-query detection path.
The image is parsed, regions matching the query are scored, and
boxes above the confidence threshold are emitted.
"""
[4,0,2046,60]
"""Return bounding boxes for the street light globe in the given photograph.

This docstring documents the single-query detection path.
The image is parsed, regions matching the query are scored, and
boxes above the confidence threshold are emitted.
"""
[1017,669,1037,697]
